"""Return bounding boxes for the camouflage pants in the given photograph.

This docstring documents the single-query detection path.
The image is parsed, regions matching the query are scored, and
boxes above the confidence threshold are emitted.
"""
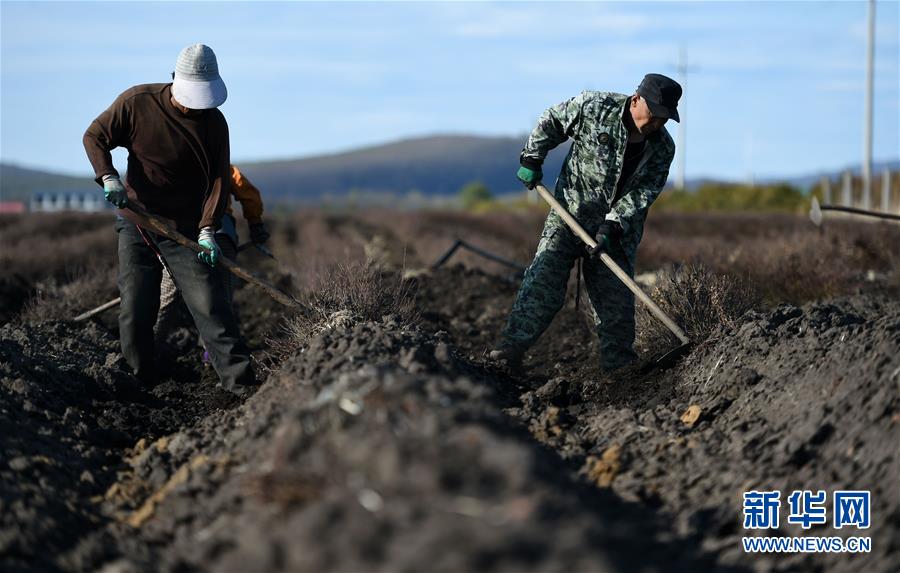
[502,211,638,371]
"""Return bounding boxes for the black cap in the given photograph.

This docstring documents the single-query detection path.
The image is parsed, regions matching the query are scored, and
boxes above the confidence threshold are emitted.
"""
[637,73,682,122]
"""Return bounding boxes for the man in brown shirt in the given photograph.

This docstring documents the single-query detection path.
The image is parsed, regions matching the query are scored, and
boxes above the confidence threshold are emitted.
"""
[155,165,270,344]
[83,44,255,395]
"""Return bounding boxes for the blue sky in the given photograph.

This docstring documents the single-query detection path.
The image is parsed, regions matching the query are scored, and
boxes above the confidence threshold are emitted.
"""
[1,1,898,182]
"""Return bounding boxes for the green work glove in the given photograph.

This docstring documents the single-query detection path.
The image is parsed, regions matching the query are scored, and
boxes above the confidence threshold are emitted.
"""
[516,166,542,190]
[102,175,128,208]
[197,227,221,267]
[589,221,622,258]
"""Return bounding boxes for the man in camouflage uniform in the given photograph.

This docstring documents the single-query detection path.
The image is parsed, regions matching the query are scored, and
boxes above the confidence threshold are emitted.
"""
[490,74,682,372]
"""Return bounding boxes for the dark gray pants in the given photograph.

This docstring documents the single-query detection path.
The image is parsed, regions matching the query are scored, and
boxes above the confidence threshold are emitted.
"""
[156,213,238,333]
[116,216,254,389]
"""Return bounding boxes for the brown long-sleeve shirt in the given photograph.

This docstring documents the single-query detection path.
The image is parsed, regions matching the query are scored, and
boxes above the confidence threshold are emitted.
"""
[83,83,230,233]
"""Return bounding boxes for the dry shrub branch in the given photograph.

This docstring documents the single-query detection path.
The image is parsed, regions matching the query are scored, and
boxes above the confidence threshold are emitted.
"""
[265,261,418,365]
[638,214,900,304]
[636,264,762,355]
[18,264,118,323]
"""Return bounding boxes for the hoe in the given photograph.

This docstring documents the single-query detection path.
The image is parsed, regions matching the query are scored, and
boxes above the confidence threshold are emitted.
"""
[809,196,900,226]
[534,184,692,368]
[73,237,276,322]
[74,203,302,322]
[124,202,300,308]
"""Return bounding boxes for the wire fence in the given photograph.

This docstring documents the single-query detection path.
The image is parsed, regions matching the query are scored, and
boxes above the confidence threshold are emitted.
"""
[815,170,898,213]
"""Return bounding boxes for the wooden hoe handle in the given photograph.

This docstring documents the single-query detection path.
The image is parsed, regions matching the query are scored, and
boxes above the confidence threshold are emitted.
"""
[534,184,690,345]
[123,203,303,309]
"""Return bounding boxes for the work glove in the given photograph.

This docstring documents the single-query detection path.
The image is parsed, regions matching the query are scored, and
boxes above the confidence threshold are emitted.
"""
[249,222,270,244]
[197,227,221,267]
[516,166,542,190]
[588,221,622,258]
[102,175,128,208]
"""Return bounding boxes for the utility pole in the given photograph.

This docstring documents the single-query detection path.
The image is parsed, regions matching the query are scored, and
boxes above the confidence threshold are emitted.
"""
[745,132,755,188]
[676,46,687,191]
[862,0,875,209]
[673,46,698,190]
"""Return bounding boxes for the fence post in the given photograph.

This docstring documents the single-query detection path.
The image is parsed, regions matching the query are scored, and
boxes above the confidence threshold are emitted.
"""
[841,170,852,207]
[881,170,891,213]
[821,176,832,204]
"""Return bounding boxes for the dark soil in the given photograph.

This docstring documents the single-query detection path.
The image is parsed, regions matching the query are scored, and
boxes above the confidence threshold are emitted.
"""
[1,211,898,572]
[0,318,242,572]
[417,266,900,573]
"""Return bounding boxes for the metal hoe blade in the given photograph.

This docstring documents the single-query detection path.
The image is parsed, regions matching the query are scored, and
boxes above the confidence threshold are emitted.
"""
[653,341,693,369]
[809,197,900,225]
[238,241,277,260]
[809,196,823,227]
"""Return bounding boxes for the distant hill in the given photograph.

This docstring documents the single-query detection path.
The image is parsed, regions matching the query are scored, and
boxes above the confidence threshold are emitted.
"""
[751,159,900,190]
[0,135,566,204]
[0,164,96,202]
[237,134,567,202]
[1,135,896,204]
[680,160,900,192]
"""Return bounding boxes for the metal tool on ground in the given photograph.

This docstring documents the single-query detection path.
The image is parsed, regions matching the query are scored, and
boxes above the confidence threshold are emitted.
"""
[238,241,276,260]
[122,202,302,309]
[75,236,285,321]
[533,183,692,366]
[809,196,900,227]
[432,239,526,276]
[74,297,122,322]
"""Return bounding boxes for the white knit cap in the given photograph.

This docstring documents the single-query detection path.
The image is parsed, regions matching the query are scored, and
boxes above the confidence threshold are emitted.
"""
[171,44,227,110]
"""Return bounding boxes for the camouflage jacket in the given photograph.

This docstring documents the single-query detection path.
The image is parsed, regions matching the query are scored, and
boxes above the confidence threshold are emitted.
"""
[521,91,675,246]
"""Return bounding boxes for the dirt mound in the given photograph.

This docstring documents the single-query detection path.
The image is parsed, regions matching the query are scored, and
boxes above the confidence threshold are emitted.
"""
[594,296,899,572]
[64,316,717,572]
[0,320,239,572]
[2,260,897,573]
[416,266,900,572]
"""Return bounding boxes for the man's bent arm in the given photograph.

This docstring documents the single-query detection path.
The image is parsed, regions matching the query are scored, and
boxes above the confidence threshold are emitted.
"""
[83,92,132,185]
[199,121,231,230]
[605,147,674,235]
[520,91,590,168]
[230,165,264,224]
